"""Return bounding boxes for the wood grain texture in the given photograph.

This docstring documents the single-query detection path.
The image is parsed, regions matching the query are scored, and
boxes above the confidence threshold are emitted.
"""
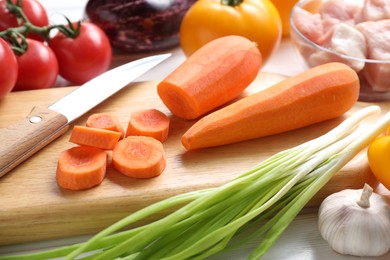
[0,73,384,245]
[0,107,68,178]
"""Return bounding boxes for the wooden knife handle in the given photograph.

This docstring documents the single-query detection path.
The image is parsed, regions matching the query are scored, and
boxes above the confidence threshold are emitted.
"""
[0,106,69,178]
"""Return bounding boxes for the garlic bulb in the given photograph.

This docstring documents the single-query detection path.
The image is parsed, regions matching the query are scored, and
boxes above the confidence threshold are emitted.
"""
[318,183,390,257]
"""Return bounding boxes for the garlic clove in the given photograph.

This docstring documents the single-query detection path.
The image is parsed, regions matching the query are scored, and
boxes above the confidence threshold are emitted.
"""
[318,184,390,257]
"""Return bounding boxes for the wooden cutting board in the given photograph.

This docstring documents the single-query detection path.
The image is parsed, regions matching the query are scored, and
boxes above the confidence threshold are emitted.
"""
[0,73,383,245]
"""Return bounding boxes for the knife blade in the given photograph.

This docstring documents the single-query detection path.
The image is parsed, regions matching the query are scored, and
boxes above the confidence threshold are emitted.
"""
[0,53,171,178]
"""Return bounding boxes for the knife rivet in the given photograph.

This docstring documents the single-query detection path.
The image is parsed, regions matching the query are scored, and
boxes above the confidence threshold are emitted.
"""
[29,116,42,124]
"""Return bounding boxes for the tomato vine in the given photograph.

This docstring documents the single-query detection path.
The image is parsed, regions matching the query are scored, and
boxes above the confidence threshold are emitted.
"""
[0,0,80,54]
[0,0,112,94]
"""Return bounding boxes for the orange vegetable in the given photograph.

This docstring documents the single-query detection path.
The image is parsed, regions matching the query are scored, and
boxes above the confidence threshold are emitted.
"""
[367,136,390,190]
[157,35,262,120]
[182,62,360,150]
[86,113,125,138]
[270,0,299,36]
[69,125,121,150]
[126,109,170,142]
[179,0,281,63]
[112,136,166,179]
[56,146,107,191]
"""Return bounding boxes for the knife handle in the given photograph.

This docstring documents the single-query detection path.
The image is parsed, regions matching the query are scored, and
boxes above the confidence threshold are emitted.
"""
[0,106,69,178]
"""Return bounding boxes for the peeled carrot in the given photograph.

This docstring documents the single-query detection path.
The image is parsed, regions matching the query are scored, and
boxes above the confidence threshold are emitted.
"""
[69,125,121,150]
[182,62,360,150]
[126,109,170,142]
[86,113,125,138]
[112,136,166,179]
[56,146,107,191]
[157,35,262,120]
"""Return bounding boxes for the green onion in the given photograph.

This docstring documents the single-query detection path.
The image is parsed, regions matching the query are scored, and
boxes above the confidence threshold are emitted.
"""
[1,105,389,260]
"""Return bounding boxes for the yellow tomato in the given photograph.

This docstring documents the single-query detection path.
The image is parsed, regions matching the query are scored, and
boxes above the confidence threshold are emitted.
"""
[270,0,298,36]
[367,136,390,190]
[179,0,282,64]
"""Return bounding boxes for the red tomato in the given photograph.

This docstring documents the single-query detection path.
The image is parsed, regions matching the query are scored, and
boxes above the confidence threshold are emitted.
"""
[13,39,58,91]
[0,0,49,41]
[48,22,112,85]
[0,38,18,98]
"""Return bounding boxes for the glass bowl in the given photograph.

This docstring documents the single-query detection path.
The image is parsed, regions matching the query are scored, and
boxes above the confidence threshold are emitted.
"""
[290,0,390,102]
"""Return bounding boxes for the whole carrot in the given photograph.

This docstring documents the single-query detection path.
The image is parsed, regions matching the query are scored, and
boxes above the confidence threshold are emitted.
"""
[157,35,262,120]
[182,62,360,150]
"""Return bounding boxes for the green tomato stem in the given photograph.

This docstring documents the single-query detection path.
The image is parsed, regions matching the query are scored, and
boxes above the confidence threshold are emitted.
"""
[221,0,244,6]
[6,0,29,24]
[0,0,81,55]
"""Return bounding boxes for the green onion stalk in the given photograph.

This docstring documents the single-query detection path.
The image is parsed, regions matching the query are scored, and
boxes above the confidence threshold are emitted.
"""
[1,105,389,260]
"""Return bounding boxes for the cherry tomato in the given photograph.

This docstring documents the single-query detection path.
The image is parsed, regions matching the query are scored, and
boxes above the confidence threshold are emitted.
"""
[48,22,112,85]
[0,0,49,41]
[0,38,18,98]
[13,39,58,91]
[180,0,282,63]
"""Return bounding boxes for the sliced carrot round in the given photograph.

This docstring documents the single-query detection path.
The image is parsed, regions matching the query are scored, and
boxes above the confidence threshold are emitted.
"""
[86,113,125,138]
[69,125,122,150]
[56,146,107,191]
[126,109,170,142]
[112,136,166,179]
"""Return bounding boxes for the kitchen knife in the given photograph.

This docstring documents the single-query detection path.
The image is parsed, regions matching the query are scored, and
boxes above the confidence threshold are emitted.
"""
[0,53,171,178]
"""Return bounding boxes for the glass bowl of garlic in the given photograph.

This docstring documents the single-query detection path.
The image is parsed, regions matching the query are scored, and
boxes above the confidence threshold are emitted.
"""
[290,0,390,102]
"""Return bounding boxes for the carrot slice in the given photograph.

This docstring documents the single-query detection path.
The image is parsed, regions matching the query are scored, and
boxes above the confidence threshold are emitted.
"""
[157,35,262,120]
[126,109,170,142]
[182,62,360,150]
[86,113,125,138]
[56,146,107,191]
[69,125,121,150]
[112,136,166,179]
